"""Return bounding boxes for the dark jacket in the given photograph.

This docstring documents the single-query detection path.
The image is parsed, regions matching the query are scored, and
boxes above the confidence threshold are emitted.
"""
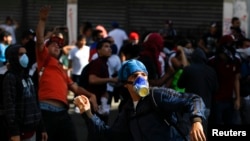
[178,48,218,109]
[240,58,250,97]
[2,45,44,136]
[85,87,206,141]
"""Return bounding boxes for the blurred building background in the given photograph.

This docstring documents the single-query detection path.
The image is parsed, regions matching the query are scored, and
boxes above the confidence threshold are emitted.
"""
[0,0,248,43]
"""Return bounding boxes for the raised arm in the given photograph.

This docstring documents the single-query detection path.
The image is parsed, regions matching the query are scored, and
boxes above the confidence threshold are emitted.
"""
[36,5,51,52]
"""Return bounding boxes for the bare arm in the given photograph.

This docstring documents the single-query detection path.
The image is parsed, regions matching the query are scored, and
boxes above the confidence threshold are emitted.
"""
[12,18,19,29]
[69,83,98,112]
[89,74,118,85]
[36,5,51,52]
[177,46,189,67]
[62,45,74,55]
[149,68,175,86]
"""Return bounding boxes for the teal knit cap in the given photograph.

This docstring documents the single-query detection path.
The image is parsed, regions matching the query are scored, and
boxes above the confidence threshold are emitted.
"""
[118,59,148,82]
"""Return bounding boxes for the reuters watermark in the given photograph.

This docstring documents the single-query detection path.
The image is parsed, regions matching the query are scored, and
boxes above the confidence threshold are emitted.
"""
[212,129,247,137]
[208,126,249,140]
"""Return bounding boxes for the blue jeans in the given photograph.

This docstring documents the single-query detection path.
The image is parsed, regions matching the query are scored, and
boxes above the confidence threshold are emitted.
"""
[240,96,250,124]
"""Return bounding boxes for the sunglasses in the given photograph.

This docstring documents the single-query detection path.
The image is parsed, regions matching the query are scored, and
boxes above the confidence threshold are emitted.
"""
[46,36,65,48]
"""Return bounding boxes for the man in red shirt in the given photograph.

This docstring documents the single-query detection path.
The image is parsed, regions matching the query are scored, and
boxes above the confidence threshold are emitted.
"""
[36,5,98,141]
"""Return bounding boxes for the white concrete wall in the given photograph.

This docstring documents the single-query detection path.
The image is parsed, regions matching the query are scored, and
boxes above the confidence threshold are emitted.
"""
[223,0,249,37]
[67,0,78,45]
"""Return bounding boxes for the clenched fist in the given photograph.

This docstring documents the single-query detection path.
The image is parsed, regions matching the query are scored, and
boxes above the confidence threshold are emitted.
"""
[74,95,91,113]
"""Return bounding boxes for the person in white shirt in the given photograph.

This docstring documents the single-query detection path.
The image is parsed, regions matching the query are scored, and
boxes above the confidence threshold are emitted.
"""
[0,16,18,44]
[106,37,121,111]
[108,21,128,54]
[68,35,90,84]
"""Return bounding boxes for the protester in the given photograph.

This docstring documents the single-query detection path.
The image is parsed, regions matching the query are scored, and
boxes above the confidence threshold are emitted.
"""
[36,5,98,141]
[1,44,47,141]
[74,59,207,141]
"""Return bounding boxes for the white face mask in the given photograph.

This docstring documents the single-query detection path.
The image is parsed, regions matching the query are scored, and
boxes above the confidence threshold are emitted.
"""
[19,54,29,68]
[236,47,250,59]
[183,47,194,56]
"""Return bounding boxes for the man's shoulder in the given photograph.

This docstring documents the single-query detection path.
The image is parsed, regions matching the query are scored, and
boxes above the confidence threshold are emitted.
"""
[150,87,176,96]
[2,71,17,82]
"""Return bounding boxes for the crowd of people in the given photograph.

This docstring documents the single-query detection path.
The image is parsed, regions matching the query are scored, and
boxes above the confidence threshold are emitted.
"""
[0,5,250,141]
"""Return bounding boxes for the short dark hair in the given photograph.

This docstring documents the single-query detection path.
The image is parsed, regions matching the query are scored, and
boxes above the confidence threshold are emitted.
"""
[82,21,93,33]
[0,31,11,41]
[21,29,35,39]
[77,34,86,41]
[231,17,240,24]
[92,29,102,41]
[96,38,111,50]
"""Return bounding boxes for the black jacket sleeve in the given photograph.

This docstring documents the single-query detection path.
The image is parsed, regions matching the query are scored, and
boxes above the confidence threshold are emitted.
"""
[2,73,20,136]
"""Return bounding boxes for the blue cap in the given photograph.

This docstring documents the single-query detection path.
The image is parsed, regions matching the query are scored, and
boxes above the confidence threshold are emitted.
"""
[118,59,148,82]
[111,21,119,28]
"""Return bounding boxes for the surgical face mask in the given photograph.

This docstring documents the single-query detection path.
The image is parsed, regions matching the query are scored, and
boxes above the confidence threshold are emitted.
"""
[19,54,29,68]
[183,47,194,56]
[133,76,149,97]
[236,47,250,60]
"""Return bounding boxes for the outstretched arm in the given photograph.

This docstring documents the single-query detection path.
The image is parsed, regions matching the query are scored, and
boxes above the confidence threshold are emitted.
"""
[70,83,98,112]
[74,95,93,116]
[36,5,51,52]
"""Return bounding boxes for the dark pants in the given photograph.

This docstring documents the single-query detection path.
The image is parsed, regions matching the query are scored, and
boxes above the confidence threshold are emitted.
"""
[0,116,8,141]
[210,100,241,125]
[82,112,109,141]
[41,110,78,141]
[240,96,250,124]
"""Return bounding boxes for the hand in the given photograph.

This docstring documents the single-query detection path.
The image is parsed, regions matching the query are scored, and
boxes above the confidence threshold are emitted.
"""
[74,95,91,113]
[110,77,119,83]
[39,5,51,21]
[10,135,20,141]
[190,122,206,141]
[41,132,48,141]
[176,45,184,53]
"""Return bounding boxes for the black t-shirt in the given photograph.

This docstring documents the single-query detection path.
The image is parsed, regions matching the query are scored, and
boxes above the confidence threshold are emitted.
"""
[138,56,159,80]
[178,63,218,108]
